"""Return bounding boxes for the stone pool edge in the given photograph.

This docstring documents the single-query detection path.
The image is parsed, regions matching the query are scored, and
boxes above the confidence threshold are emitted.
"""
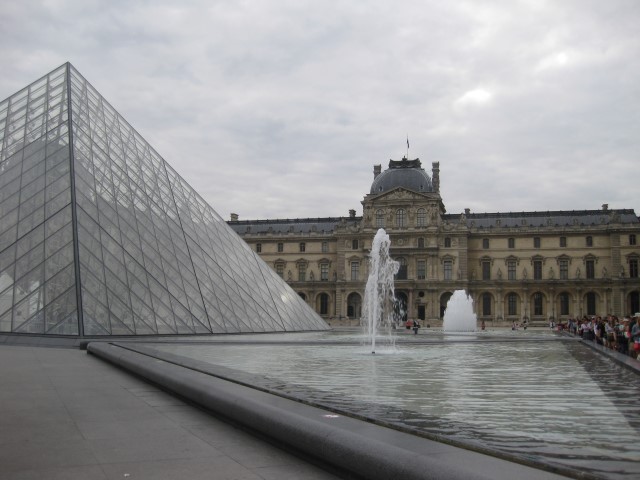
[87,342,571,480]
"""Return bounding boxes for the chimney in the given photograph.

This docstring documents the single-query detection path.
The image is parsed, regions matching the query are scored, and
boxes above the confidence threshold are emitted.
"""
[464,208,470,216]
[230,213,239,222]
[602,204,609,212]
[349,209,356,219]
[373,164,381,179]
[432,161,440,193]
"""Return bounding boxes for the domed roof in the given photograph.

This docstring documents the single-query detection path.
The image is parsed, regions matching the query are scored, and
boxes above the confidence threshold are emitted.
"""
[370,158,433,195]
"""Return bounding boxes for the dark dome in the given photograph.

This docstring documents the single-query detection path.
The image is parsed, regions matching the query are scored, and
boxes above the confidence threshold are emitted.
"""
[370,158,433,195]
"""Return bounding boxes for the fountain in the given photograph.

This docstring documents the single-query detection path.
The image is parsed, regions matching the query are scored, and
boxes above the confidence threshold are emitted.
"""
[362,229,399,353]
[443,289,477,332]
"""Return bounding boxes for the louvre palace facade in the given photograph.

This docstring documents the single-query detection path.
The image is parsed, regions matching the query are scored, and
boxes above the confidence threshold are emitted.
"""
[229,158,640,326]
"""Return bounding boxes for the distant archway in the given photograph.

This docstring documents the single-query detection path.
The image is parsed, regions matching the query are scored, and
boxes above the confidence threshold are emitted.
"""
[347,292,362,318]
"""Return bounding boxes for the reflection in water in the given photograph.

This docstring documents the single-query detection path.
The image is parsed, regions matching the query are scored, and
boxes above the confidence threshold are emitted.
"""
[154,339,640,478]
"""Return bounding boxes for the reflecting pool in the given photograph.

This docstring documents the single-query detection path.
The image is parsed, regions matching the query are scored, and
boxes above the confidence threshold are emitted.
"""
[150,334,640,479]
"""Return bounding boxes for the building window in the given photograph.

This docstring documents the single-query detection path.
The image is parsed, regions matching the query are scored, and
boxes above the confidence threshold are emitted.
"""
[444,237,451,248]
[276,263,284,278]
[351,261,359,281]
[277,242,284,253]
[322,241,328,253]
[586,259,595,279]
[319,293,329,315]
[418,237,425,248]
[376,209,385,228]
[586,292,596,315]
[396,209,406,228]
[629,259,638,278]
[533,260,542,280]
[508,238,515,249]
[396,257,407,280]
[586,236,593,247]
[299,242,306,252]
[320,263,329,281]
[630,234,637,246]
[482,238,489,249]
[507,293,517,316]
[533,237,541,248]
[507,260,516,280]
[256,243,262,253]
[298,264,306,281]
[559,259,568,280]
[482,293,492,316]
[560,292,570,315]
[417,260,426,280]
[441,260,451,280]
[560,236,567,247]
[417,208,426,227]
[533,292,543,316]
[482,260,491,280]
[352,239,359,250]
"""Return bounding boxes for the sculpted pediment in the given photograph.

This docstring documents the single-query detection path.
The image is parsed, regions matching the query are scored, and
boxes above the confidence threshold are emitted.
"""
[367,187,431,203]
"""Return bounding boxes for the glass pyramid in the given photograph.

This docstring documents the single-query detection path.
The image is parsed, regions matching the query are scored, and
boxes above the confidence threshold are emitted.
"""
[0,63,328,336]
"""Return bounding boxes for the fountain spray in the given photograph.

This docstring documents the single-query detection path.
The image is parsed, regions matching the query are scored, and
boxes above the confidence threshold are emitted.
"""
[362,229,399,353]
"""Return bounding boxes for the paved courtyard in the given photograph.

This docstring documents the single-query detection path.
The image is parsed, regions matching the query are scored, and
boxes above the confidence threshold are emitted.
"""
[0,345,340,480]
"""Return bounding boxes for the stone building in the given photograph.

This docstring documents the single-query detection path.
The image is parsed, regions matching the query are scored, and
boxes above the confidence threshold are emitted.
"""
[228,158,640,327]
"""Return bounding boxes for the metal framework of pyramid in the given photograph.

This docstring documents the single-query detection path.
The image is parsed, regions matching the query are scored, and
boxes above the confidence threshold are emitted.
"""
[0,63,328,336]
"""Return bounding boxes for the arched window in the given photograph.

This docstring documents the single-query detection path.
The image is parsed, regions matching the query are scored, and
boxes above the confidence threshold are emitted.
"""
[395,257,407,280]
[586,292,596,315]
[298,263,306,281]
[443,259,452,280]
[396,209,406,228]
[318,293,330,315]
[320,262,329,281]
[482,293,492,316]
[629,291,640,316]
[416,208,426,227]
[629,258,639,278]
[347,292,362,318]
[559,292,570,315]
[533,292,544,316]
[507,293,518,316]
[376,209,385,228]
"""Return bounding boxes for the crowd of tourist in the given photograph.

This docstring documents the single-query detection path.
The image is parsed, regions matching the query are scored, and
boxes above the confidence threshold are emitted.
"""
[559,314,640,359]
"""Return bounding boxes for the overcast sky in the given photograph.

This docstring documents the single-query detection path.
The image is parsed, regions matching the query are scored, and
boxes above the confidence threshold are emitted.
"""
[1,0,638,220]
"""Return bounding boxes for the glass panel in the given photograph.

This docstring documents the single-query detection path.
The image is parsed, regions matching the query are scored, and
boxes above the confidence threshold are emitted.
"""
[45,204,71,237]
[80,264,107,307]
[15,245,44,285]
[45,241,73,281]
[16,222,45,258]
[0,284,14,318]
[12,286,45,332]
[44,286,77,333]
[17,205,45,238]
[44,263,74,306]
[0,207,19,236]
[0,307,12,332]
[82,290,111,335]
[0,173,21,203]
[0,225,17,252]
[0,160,22,191]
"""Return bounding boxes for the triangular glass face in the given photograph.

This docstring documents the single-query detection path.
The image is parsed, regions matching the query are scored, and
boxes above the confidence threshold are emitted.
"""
[0,65,77,335]
[0,63,329,336]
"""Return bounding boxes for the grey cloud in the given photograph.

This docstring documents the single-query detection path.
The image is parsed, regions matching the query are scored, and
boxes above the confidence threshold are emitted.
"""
[1,0,638,219]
